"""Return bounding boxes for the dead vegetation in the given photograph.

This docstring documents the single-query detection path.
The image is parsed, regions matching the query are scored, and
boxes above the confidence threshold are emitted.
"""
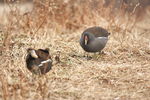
[0,0,150,100]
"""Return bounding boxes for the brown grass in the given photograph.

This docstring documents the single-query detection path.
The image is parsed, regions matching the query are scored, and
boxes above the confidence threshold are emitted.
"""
[0,1,150,100]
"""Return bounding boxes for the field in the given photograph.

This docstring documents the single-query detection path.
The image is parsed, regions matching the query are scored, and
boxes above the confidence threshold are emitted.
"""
[0,1,150,100]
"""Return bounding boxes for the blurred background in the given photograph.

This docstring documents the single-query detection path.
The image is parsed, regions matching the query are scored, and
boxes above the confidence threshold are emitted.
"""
[0,0,150,100]
[0,0,150,51]
[0,0,150,30]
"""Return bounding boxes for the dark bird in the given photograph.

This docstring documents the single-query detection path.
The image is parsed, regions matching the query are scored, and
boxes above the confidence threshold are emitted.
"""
[80,26,110,53]
[26,48,52,75]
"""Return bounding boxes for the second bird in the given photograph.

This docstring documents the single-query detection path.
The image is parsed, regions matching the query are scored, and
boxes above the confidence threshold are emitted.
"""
[80,26,110,53]
[26,48,52,75]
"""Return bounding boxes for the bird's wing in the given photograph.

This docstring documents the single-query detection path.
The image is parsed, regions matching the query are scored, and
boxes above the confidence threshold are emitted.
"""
[96,37,108,45]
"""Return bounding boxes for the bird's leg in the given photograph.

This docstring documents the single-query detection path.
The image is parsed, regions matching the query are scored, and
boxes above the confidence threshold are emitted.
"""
[88,53,93,60]
[83,52,92,60]
[91,52,100,60]
[99,51,102,55]
[99,51,106,55]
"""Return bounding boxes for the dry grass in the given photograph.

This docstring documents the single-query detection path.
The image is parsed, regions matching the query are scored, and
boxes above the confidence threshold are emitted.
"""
[0,1,150,100]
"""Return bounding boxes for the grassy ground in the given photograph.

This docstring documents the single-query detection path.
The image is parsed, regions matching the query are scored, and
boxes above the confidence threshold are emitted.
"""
[0,1,150,100]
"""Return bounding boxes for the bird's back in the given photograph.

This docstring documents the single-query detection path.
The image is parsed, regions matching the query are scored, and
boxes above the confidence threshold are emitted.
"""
[83,26,110,37]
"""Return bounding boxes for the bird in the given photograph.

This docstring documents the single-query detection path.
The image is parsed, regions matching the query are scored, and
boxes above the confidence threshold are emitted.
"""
[80,26,110,53]
[26,48,52,75]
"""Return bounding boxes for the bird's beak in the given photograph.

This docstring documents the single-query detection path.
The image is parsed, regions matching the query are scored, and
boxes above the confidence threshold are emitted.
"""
[84,36,88,45]
[30,50,38,58]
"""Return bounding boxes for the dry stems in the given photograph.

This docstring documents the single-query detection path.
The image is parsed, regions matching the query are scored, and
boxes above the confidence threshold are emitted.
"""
[0,0,150,100]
